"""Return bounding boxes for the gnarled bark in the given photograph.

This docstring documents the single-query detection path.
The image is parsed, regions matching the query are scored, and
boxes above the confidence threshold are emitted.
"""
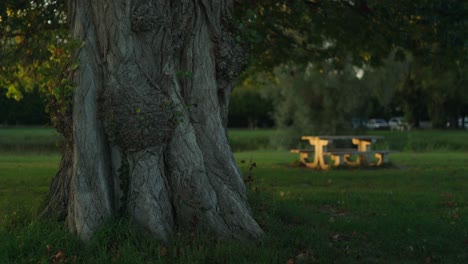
[42,0,263,241]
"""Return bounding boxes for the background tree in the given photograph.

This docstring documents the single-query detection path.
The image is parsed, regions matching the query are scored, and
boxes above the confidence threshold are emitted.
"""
[235,0,467,130]
[0,88,49,125]
[264,63,367,143]
[261,54,413,148]
[228,79,274,128]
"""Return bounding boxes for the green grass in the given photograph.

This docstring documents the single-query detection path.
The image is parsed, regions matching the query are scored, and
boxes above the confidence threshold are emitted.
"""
[369,130,468,152]
[1,149,467,263]
[0,127,63,153]
[230,128,468,152]
[3,127,468,153]
[227,129,276,151]
[0,154,59,222]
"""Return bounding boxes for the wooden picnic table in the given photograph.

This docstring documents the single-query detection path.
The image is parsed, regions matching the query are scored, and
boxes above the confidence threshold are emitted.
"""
[291,135,392,170]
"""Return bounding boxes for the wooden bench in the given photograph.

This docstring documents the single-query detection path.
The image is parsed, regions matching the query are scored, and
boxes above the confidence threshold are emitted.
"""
[291,135,397,170]
[291,148,397,168]
[290,149,314,168]
[325,149,397,166]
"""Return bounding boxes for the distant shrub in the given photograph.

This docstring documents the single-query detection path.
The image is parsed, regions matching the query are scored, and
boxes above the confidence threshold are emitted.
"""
[0,89,49,125]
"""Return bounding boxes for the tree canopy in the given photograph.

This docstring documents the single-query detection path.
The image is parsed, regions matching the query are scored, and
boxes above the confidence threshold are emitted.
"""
[1,0,467,128]
[3,0,467,88]
[233,0,467,129]
[235,0,467,70]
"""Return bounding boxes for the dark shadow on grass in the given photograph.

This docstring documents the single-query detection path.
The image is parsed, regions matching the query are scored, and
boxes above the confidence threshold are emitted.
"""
[285,160,403,171]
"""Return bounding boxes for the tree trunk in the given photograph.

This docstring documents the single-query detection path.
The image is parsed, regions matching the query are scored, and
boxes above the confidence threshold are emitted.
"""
[42,0,263,241]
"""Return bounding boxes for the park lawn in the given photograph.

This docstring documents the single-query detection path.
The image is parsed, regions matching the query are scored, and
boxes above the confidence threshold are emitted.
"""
[1,151,467,263]
[226,129,276,151]
[0,154,60,222]
[368,129,468,152]
[0,127,62,153]
[238,151,468,262]
[0,127,277,152]
[2,127,468,152]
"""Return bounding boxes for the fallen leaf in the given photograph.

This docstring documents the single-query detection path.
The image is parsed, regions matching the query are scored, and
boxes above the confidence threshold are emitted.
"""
[296,253,306,260]
[295,251,317,263]
[330,233,351,242]
[286,258,294,264]
[52,250,65,264]
[160,246,168,257]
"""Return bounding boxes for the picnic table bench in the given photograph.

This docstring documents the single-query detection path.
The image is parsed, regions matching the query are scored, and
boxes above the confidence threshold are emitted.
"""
[291,135,396,170]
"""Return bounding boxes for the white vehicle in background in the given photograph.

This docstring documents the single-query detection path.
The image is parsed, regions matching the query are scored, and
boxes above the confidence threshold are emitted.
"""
[388,117,410,131]
[458,117,468,130]
[366,119,390,130]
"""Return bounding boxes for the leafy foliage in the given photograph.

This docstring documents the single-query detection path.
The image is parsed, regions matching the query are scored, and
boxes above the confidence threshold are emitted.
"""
[0,1,68,98]
[0,1,78,133]
[235,0,467,70]
[39,39,82,137]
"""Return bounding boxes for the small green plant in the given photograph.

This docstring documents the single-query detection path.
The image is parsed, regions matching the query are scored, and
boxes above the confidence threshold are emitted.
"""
[176,71,193,78]
[240,159,256,186]
[1,208,33,231]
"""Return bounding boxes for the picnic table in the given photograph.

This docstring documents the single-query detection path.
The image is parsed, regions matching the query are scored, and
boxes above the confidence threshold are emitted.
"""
[291,135,395,170]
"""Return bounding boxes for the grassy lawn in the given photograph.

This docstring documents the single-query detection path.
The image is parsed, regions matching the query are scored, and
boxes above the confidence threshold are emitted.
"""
[1,147,467,263]
[227,129,276,151]
[0,127,277,152]
[2,127,468,152]
[238,151,468,262]
[0,127,62,153]
[0,154,59,221]
[368,130,468,152]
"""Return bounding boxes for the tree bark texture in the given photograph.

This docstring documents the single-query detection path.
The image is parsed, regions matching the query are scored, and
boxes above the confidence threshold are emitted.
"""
[42,0,263,241]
